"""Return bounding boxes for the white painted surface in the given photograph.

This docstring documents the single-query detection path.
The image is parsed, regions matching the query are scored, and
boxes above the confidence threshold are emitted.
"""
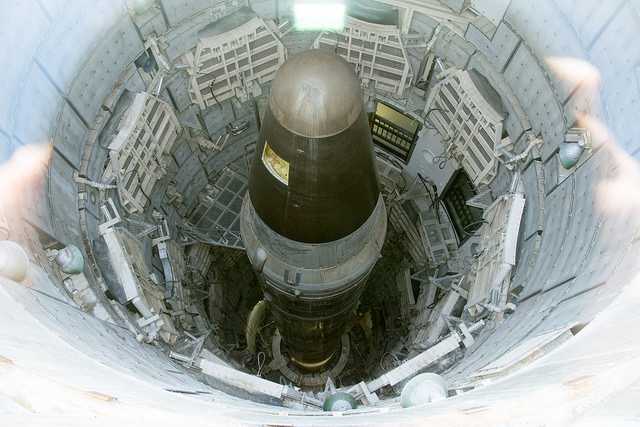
[1,0,640,425]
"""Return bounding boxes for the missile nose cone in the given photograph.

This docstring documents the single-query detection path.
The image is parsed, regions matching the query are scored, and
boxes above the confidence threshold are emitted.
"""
[248,50,380,244]
[269,50,363,138]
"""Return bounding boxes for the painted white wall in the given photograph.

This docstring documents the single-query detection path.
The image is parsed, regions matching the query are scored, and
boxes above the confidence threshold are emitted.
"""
[1,1,640,425]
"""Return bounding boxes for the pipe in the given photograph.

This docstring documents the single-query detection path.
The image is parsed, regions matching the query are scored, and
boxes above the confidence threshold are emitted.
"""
[365,321,484,393]
[198,357,286,399]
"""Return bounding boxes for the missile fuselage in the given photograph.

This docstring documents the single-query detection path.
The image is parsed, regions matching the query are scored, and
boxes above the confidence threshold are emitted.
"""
[240,50,386,370]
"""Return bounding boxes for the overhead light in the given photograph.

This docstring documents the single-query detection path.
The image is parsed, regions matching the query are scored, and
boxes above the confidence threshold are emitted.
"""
[294,1,346,31]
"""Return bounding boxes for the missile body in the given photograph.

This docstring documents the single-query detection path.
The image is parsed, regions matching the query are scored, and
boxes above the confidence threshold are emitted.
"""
[240,50,386,370]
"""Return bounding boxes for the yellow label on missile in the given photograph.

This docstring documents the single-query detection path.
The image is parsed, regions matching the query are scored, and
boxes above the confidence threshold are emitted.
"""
[262,141,289,185]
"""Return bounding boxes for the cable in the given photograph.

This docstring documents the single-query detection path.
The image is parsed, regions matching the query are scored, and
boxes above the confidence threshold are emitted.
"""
[432,151,449,170]
[424,107,453,172]
[422,119,436,130]
[427,288,446,310]
[424,108,452,142]
[423,107,442,130]
[256,351,265,377]
[461,219,488,238]
[417,172,441,223]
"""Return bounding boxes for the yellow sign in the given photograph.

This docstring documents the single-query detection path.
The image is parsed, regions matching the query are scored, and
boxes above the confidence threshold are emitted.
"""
[262,141,289,185]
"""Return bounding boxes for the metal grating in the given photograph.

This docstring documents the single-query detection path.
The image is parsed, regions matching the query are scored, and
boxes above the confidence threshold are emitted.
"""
[103,92,181,214]
[441,169,484,244]
[313,15,413,97]
[186,10,286,109]
[184,166,247,249]
[426,69,504,186]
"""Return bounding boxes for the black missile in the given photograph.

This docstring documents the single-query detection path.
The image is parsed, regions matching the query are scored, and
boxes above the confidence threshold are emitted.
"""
[240,50,387,370]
